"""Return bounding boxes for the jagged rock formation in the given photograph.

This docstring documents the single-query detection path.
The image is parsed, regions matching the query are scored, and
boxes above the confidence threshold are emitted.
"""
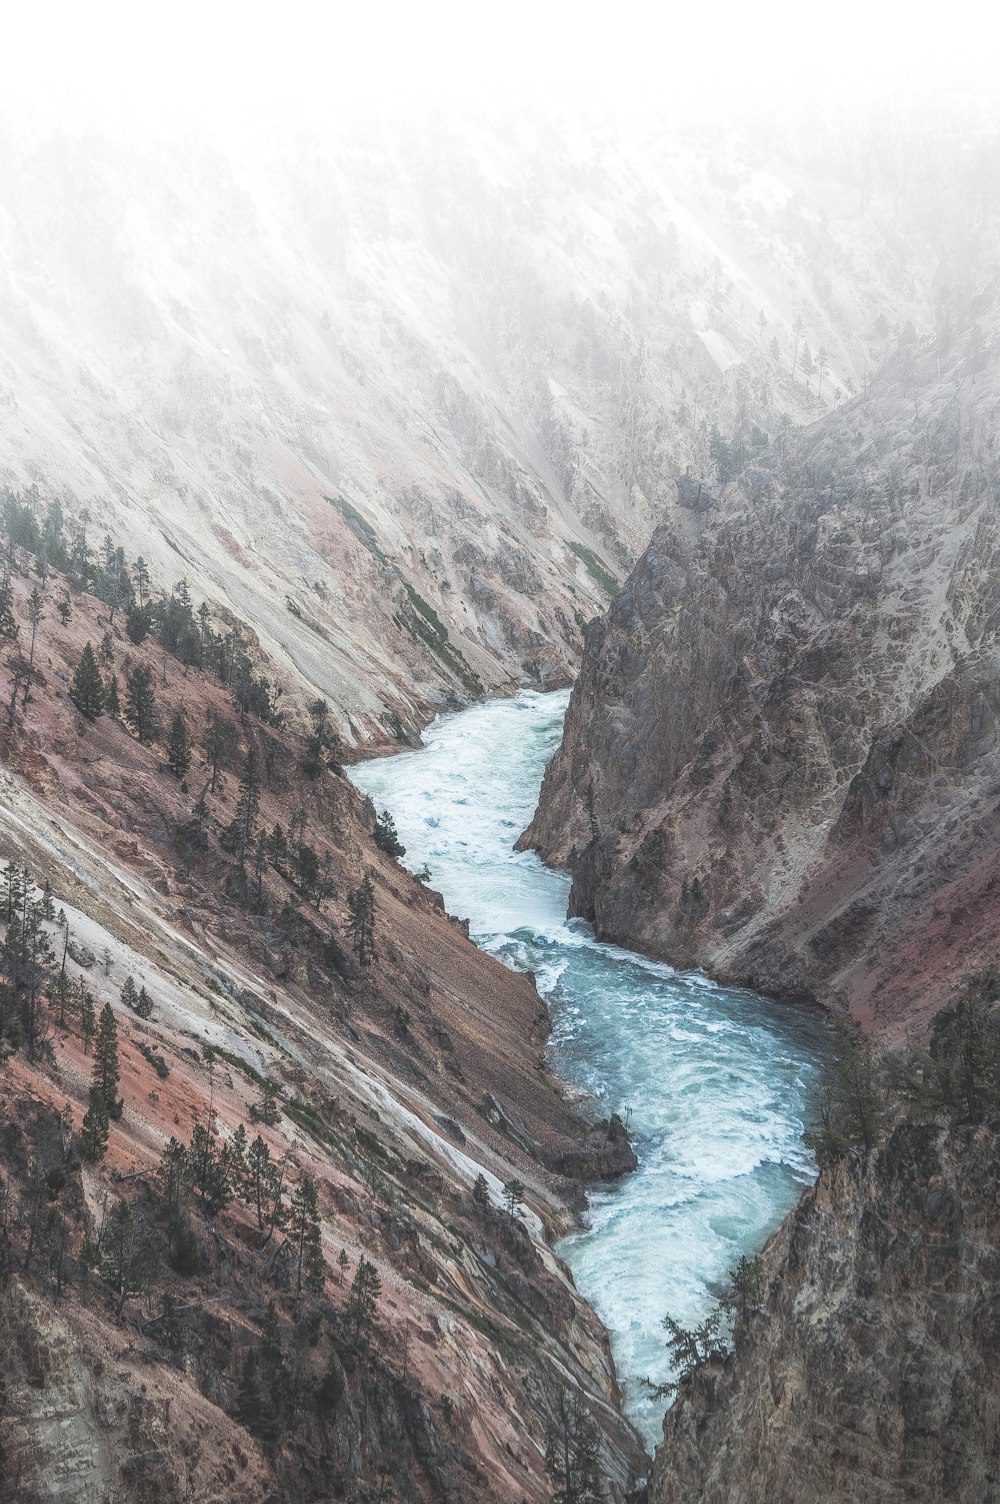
[524,299,1000,1040]
[0,110,946,747]
[649,1120,1000,1503]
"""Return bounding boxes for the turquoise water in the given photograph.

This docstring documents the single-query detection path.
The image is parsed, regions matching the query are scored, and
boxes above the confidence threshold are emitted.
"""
[350,689,825,1449]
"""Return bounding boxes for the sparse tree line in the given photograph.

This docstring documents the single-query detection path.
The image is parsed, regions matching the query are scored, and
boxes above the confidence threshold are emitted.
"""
[0,495,390,980]
[1,491,281,724]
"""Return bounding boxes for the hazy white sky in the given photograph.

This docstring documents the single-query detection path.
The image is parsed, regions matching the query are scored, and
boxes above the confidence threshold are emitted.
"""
[7,0,1000,132]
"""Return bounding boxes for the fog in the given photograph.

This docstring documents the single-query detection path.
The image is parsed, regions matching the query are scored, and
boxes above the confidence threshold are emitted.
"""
[8,0,1000,138]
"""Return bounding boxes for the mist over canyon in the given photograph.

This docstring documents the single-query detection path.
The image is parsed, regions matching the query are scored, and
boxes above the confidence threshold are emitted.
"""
[0,47,998,1504]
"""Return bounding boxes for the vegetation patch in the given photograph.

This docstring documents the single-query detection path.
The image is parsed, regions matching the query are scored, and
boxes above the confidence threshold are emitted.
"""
[568,541,619,598]
[395,580,482,693]
[326,496,389,566]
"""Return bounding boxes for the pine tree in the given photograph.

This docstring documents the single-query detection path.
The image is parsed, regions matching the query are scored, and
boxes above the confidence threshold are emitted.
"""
[347,872,376,968]
[0,572,18,641]
[125,665,158,743]
[156,1137,193,1255]
[24,587,43,704]
[250,1077,281,1126]
[472,1173,491,1208]
[166,711,191,779]
[290,1175,325,1295]
[106,674,121,717]
[202,712,235,793]
[120,975,139,1011]
[100,630,115,665]
[227,747,261,865]
[80,1095,110,1161]
[70,642,106,719]
[93,1001,124,1120]
[189,1120,234,1215]
[80,987,96,1053]
[348,1255,381,1341]
[243,1133,284,1233]
[503,1178,525,1222]
[132,556,150,608]
[102,1199,157,1320]
[57,598,71,627]
[544,1390,605,1504]
[135,985,153,1019]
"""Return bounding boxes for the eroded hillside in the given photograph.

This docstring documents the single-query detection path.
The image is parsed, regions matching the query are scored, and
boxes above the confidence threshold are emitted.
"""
[0,516,644,1503]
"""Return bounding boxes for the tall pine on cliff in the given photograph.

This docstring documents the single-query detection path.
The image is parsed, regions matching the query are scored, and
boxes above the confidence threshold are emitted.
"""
[69,642,105,720]
[125,665,158,743]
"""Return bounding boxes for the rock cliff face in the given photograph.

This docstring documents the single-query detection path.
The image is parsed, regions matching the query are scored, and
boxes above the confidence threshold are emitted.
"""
[524,309,1000,1040]
[650,1120,1000,1503]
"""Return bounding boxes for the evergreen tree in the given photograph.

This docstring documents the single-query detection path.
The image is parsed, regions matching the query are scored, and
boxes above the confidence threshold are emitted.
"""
[202,711,235,793]
[347,1255,381,1341]
[544,1390,605,1504]
[5,651,30,727]
[347,872,376,968]
[0,572,18,641]
[102,1199,157,1320]
[125,604,150,645]
[132,555,150,608]
[125,665,158,743]
[189,1120,234,1215]
[57,598,71,627]
[156,1136,193,1255]
[70,643,106,719]
[250,1077,281,1126]
[106,674,121,717]
[135,985,153,1019]
[805,1024,885,1158]
[290,1175,325,1295]
[93,1001,124,1121]
[80,987,95,1053]
[120,975,139,1011]
[503,1178,525,1222]
[166,710,192,779]
[243,1133,286,1235]
[227,747,261,865]
[373,809,405,858]
[24,587,43,703]
[80,1095,110,1161]
[472,1172,491,1208]
[100,630,115,665]
[726,1253,765,1319]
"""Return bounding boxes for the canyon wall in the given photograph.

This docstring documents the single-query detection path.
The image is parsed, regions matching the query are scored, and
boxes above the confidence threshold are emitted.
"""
[651,1120,1000,1503]
[524,307,1000,1041]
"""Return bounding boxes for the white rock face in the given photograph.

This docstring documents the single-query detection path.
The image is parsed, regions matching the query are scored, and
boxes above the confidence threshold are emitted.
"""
[0,112,937,739]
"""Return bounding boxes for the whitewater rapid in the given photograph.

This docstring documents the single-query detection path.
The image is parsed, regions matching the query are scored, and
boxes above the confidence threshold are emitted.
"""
[350,689,826,1449]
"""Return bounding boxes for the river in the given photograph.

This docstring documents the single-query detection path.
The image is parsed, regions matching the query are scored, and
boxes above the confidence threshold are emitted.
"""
[350,688,826,1450]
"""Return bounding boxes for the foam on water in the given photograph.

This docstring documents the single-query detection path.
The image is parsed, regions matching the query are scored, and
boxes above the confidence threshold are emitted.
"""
[350,690,826,1451]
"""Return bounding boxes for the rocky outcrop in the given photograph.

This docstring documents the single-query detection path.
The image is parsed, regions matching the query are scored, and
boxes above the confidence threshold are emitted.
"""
[649,1120,1000,1503]
[523,314,1000,1040]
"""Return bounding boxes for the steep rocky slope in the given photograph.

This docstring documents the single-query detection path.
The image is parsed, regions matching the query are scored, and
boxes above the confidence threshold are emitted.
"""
[651,1118,1000,1503]
[0,530,644,1502]
[524,284,1000,1041]
[0,108,955,747]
